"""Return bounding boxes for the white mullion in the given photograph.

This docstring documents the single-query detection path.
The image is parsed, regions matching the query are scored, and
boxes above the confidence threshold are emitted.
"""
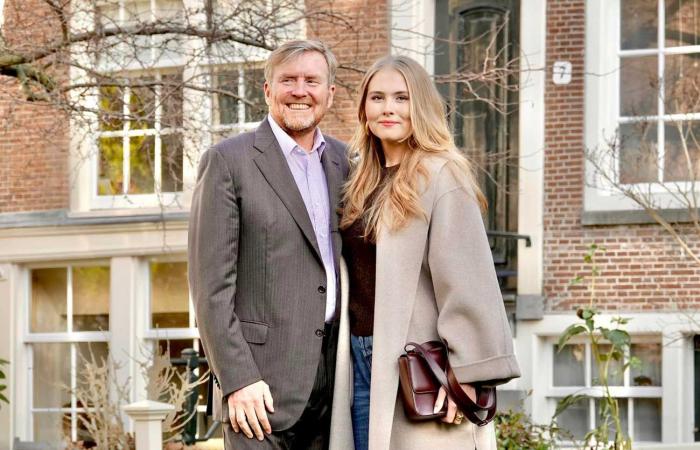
[189,290,196,329]
[70,343,78,442]
[628,397,635,441]
[238,67,245,125]
[657,0,666,183]
[123,87,131,194]
[586,343,595,432]
[27,344,34,439]
[67,266,73,333]
[155,74,163,193]
[619,112,700,123]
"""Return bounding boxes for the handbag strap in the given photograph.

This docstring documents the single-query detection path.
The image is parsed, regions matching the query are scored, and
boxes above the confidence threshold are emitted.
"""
[405,342,496,426]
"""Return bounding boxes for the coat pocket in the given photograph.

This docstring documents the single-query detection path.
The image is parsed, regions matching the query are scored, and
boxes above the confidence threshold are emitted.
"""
[239,320,269,344]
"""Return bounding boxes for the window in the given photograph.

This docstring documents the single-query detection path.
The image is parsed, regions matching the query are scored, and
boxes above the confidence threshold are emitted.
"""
[617,0,700,185]
[549,340,663,443]
[585,0,700,212]
[212,66,266,137]
[27,265,110,443]
[146,259,218,439]
[96,72,184,200]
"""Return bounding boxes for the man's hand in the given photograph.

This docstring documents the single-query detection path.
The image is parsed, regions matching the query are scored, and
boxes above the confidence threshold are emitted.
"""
[228,380,275,440]
[433,383,476,424]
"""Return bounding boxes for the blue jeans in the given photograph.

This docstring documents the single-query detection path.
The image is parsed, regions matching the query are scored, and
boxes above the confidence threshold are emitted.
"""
[350,334,373,450]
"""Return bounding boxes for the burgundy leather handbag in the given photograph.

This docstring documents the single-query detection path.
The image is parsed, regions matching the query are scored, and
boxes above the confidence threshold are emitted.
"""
[397,341,497,426]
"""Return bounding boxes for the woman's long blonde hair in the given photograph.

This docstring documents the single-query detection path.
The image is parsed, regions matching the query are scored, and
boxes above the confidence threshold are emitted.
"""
[340,55,486,239]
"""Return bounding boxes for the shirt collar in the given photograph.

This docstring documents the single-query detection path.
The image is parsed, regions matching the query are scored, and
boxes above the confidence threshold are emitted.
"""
[267,114,326,157]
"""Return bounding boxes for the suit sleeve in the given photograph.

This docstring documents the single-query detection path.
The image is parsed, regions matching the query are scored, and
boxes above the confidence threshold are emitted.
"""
[188,148,261,397]
[427,166,521,386]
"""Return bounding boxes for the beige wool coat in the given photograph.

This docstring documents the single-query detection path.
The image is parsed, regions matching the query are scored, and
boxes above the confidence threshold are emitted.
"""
[329,157,521,450]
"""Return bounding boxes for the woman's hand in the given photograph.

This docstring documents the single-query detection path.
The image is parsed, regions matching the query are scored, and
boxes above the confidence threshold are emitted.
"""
[433,383,476,424]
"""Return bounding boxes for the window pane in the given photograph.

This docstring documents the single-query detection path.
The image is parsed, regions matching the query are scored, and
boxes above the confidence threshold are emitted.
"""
[556,397,590,440]
[666,0,700,48]
[98,137,124,196]
[664,54,700,115]
[129,80,156,130]
[553,344,585,386]
[151,262,189,328]
[620,56,659,117]
[619,121,659,183]
[591,344,624,386]
[217,71,239,125]
[162,72,183,128]
[631,343,662,386]
[31,268,67,333]
[73,266,110,332]
[665,121,700,182]
[129,135,155,194]
[244,68,266,123]
[634,398,662,441]
[33,343,70,408]
[33,412,68,443]
[98,85,124,131]
[621,0,658,50]
[161,134,183,192]
[595,398,629,438]
[76,342,110,404]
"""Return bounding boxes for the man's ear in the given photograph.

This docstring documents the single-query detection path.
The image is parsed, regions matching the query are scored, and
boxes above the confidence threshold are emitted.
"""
[263,81,271,106]
[327,84,336,108]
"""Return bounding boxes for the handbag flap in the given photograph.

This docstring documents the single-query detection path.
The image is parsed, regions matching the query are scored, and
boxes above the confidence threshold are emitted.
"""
[405,343,447,394]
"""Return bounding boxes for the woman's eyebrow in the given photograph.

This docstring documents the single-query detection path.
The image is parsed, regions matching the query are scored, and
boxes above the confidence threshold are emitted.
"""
[367,90,409,95]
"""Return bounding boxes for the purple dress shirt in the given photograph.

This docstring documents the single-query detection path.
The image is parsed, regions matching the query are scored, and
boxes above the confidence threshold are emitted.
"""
[267,115,337,322]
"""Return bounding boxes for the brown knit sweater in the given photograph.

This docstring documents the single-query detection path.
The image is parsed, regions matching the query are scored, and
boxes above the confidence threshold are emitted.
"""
[341,165,398,336]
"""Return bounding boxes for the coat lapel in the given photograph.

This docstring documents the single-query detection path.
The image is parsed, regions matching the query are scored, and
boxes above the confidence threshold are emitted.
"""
[252,120,322,262]
[320,143,343,265]
[369,216,430,450]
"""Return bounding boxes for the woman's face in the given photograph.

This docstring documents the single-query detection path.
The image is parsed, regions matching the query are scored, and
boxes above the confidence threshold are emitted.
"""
[364,68,412,147]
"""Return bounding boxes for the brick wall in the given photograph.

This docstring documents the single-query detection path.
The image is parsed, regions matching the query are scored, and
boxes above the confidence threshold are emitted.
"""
[543,0,700,312]
[0,0,70,213]
[306,0,390,142]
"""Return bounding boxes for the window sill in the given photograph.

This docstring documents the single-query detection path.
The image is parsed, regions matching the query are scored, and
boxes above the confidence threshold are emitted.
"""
[0,209,189,229]
[581,208,699,226]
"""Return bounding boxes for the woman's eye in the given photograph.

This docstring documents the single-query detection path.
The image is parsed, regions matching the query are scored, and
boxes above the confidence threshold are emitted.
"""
[370,95,383,101]
[397,96,409,102]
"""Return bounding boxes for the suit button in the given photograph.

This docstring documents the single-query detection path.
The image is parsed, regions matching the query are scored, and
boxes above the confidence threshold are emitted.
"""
[315,329,325,337]
[318,285,326,294]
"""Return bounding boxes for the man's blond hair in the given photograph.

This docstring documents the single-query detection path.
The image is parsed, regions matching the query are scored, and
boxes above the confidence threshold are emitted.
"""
[264,40,338,85]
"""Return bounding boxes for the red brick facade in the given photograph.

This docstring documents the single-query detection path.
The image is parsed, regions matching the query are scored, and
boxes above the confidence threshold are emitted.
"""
[543,0,700,312]
[0,0,69,213]
[306,0,391,142]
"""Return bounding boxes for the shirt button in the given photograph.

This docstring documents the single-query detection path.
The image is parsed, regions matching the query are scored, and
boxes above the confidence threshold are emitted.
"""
[315,329,325,337]
[318,285,326,294]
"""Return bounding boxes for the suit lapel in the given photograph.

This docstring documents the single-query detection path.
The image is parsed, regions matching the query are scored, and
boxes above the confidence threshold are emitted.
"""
[252,120,322,262]
[320,142,343,265]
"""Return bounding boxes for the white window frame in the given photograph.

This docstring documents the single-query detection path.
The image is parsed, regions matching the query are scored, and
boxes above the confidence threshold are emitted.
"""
[545,335,664,443]
[585,0,700,212]
[22,262,111,443]
[92,69,185,209]
[210,64,267,138]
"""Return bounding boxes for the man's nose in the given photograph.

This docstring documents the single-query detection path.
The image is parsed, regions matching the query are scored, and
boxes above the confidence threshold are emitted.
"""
[290,80,307,97]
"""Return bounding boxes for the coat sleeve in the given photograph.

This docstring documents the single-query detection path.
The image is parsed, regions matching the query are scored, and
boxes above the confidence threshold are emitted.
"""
[427,166,521,386]
[188,147,262,397]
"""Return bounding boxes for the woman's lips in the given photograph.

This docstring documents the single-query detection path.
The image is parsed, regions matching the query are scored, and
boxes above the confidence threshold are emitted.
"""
[378,121,400,126]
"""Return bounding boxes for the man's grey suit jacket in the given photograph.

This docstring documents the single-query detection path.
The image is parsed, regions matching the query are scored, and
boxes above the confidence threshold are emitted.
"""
[188,118,348,430]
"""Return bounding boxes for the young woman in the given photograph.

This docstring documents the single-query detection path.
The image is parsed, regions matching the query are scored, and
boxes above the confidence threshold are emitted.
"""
[329,55,521,450]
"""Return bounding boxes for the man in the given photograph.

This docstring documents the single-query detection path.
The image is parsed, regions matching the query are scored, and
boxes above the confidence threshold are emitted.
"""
[188,40,348,450]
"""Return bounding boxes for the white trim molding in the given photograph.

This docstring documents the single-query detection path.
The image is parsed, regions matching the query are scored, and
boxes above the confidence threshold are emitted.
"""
[517,313,699,444]
[517,0,546,296]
